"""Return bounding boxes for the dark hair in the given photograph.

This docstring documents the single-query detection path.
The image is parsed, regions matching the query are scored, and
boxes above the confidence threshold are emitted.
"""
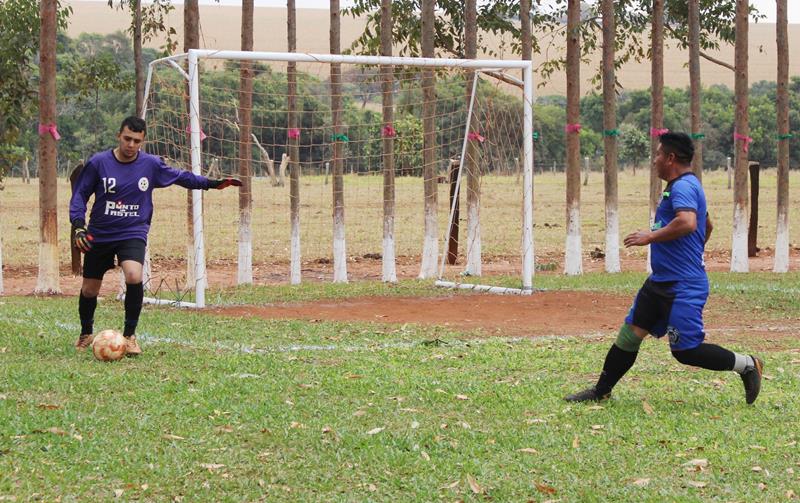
[659,132,694,165]
[119,116,147,134]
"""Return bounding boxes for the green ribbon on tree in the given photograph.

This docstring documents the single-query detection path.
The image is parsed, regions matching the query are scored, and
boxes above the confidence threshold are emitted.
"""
[690,133,705,140]
[331,133,350,142]
[777,133,794,140]
[603,129,620,137]
[532,131,540,140]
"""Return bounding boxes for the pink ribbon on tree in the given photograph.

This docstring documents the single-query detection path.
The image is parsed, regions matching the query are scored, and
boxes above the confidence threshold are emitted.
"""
[650,127,669,137]
[185,125,207,141]
[287,128,301,139]
[38,123,61,141]
[734,132,753,153]
[565,123,581,134]
[381,125,396,138]
[467,131,485,143]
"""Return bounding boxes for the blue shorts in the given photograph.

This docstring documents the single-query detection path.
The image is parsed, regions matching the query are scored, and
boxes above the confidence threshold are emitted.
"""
[624,277,709,351]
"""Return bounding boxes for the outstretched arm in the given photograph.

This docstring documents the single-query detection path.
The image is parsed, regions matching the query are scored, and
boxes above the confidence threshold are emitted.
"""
[154,158,241,190]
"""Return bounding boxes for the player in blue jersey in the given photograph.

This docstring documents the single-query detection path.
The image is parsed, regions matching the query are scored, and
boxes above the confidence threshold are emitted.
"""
[69,116,241,356]
[565,132,764,405]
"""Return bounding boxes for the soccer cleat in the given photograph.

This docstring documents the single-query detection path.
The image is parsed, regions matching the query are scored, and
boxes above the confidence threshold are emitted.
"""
[740,355,763,405]
[125,335,142,357]
[75,333,94,351]
[564,386,611,402]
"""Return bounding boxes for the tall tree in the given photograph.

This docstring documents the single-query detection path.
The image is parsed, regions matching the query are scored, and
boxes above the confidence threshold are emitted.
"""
[36,0,60,294]
[688,0,702,179]
[773,0,789,272]
[464,0,481,276]
[238,0,254,284]
[418,0,438,278]
[288,0,302,284]
[564,0,582,275]
[133,0,143,115]
[380,0,397,282]
[330,0,347,282]
[731,0,749,272]
[601,0,620,273]
[184,0,200,287]
[649,0,665,272]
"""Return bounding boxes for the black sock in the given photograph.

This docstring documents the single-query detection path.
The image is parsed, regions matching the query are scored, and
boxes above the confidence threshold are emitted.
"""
[595,344,639,395]
[123,282,144,337]
[671,343,735,371]
[78,291,97,335]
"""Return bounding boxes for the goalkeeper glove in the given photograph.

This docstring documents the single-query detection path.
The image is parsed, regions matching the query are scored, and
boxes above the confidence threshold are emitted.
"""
[71,220,93,253]
[208,177,243,190]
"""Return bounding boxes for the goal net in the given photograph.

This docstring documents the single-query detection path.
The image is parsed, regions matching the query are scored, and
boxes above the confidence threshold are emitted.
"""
[142,50,533,307]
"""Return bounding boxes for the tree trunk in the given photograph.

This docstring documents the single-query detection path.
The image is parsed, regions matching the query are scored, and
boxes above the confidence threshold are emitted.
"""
[184,0,200,288]
[688,0,703,179]
[601,0,620,273]
[418,0,438,279]
[464,0,481,276]
[35,0,60,294]
[774,0,790,272]
[238,0,254,285]
[731,0,749,272]
[564,0,582,275]
[288,0,302,284]
[380,0,397,282]
[330,0,347,282]
[134,0,144,116]
[648,0,664,273]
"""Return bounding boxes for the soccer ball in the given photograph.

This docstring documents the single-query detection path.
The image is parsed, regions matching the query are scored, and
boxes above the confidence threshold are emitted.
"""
[92,329,127,361]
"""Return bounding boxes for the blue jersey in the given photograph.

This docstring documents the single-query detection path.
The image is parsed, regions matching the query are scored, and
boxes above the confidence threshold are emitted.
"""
[69,150,211,244]
[650,173,708,282]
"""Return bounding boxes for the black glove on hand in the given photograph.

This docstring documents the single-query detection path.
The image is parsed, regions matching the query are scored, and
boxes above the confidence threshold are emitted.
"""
[71,220,93,253]
[208,177,243,190]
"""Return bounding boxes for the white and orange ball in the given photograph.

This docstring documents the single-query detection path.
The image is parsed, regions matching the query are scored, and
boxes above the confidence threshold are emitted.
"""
[92,329,127,361]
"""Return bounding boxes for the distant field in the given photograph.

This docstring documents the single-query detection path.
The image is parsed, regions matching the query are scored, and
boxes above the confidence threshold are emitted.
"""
[64,1,800,96]
[2,169,799,275]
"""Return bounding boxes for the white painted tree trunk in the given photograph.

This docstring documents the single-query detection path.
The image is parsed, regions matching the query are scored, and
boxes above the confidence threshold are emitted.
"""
[35,242,61,294]
[731,202,749,272]
[773,211,789,272]
[238,208,252,284]
[465,200,481,276]
[419,208,439,279]
[382,216,397,283]
[564,205,583,275]
[290,210,301,284]
[604,206,620,273]
[333,213,347,283]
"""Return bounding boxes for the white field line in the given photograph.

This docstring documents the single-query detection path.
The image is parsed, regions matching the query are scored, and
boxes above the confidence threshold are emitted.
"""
[1,315,795,356]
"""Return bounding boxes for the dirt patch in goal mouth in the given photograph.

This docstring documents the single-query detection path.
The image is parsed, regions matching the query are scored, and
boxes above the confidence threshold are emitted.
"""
[213,291,800,350]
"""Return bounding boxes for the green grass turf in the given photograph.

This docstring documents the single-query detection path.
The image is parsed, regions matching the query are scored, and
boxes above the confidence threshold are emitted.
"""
[1,275,799,500]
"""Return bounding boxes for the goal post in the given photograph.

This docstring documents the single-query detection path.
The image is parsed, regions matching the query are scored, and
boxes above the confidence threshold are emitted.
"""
[142,50,534,307]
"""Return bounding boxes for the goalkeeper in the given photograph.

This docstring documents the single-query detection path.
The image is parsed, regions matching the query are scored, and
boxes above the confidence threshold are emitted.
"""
[69,116,241,356]
[565,132,764,405]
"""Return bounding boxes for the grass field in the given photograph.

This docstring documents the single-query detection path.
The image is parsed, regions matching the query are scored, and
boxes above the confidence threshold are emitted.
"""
[2,169,799,275]
[1,272,799,500]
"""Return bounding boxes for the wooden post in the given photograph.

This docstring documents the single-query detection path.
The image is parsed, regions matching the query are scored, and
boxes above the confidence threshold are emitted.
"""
[748,161,760,257]
[447,159,460,265]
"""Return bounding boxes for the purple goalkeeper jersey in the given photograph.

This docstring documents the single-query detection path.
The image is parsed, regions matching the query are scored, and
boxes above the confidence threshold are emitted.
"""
[69,149,211,244]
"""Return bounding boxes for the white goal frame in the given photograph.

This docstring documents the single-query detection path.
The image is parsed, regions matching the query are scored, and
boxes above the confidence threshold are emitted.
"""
[143,49,534,307]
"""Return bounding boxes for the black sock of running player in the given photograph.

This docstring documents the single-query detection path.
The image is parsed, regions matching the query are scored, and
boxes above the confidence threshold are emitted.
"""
[595,344,638,395]
[671,343,736,371]
[123,282,144,337]
[78,291,97,335]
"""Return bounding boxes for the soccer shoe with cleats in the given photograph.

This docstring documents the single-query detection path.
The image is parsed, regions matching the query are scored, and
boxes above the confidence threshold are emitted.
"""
[125,335,142,357]
[75,333,94,351]
[740,355,763,405]
[565,386,611,402]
